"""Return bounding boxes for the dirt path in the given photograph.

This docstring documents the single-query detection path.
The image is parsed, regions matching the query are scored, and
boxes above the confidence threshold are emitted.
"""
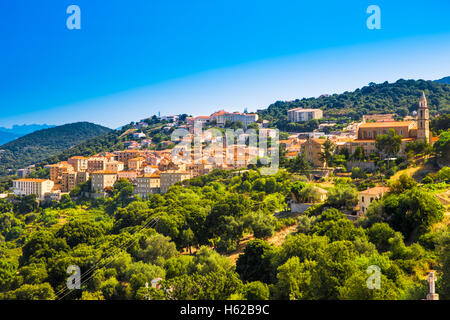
[225,223,298,264]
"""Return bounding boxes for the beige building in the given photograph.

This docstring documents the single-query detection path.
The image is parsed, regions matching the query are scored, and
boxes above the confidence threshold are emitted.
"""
[345,92,433,157]
[91,171,118,192]
[61,171,90,192]
[115,150,145,168]
[300,138,327,167]
[13,179,55,199]
[49,162,74,184]
[210,110,258,128]
[358,186,390,215]
[105,160,124,172]
[68,156,88,172]
[128,157,146,171]
[135,174,161,198]
[160,171,191,193]
[287,107,323,122]
[87,157,108,172]
[117,171,139,183]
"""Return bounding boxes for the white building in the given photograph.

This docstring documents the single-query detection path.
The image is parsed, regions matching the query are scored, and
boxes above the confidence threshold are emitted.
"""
[210,110,258,128]
[13,179,54,200]
[287,107,323,122]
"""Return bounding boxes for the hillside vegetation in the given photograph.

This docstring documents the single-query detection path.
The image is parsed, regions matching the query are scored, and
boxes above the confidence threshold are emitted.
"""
[0,122,111,175]
[259,79,450,130]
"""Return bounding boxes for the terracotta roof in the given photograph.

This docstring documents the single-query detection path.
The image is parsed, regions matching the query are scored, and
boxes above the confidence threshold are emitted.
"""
[15,178,49,182]
[359,121,413,128]
[310,138,327,144]
[91,171,117,174]
[141,174,161,178]
[211,110,229,116]
[359,186,390,195]
[352,138,415,142]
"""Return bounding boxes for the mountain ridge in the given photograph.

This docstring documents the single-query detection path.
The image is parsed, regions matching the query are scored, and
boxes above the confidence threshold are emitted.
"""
[0,122,111,175]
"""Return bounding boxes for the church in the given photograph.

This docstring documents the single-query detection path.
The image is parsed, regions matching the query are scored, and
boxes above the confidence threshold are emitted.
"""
[343,92,433,156]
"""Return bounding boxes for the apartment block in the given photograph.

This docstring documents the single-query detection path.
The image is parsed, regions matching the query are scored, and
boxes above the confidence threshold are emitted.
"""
[105,160,124,172]
[287,108,323,122]
[135,174,161,198]
[87,157,108,172]
[13,179,55,200]
[49,162,74,184]
[90,171,118,192]
[300,138,327,167]
[160,171,191,193]
[115,150,145,168]
[128,157,146,171]
[68,156,88,172]
[210,110,258,127]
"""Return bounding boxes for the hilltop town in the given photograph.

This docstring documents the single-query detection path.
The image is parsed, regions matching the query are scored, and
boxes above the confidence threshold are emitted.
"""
[10,92,445,217]
[1,80,449,302]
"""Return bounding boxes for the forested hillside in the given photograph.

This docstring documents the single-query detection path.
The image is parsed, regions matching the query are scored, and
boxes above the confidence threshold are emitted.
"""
[0,166,449,300]
[0,122,111,175]
[259,79,450,130]
[436,76,450,85]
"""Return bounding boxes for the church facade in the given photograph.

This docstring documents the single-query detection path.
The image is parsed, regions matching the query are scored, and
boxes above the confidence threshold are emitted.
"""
[342,92,433,157]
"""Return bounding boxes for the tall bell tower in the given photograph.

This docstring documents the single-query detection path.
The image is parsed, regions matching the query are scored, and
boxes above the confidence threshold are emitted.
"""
[417,91,431,144]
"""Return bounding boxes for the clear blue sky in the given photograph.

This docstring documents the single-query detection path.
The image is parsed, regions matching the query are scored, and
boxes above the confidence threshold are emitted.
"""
[0,0,449,128]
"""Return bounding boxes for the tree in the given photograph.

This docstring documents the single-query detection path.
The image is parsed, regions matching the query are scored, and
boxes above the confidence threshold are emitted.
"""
[351,167,367,179]
[295,185,323,204]
[161,271,243,300]
[366,223,396,253]
[242,281,270,300]
[327,184,358,210]
[236,240,276,284]
[338,270,400,300]
[388,173,417,194]
[352,146,364,161]
[138,234,178,265]
[189,246,233,275]
[289,152,311,175]
[243,211,275,239]
[434,130,450,165]
[20,231,69,266]
[310,241,359,299]
[181,228,195,254]
[56,220,104,247]
[382,188,444,242]
[273,256,316,300]
[14,195,39,214]
[405,140,432,157]
[319,139,336,168]
[4,283,55,300]
[375,129,402,167]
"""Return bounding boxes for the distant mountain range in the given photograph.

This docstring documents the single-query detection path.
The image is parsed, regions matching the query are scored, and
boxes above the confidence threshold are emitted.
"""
[0,122,111,175]
[0,124,55,145]
[435,76,450,84]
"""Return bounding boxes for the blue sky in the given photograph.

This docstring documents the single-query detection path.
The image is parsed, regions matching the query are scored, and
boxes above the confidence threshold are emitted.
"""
[0,0,449,128]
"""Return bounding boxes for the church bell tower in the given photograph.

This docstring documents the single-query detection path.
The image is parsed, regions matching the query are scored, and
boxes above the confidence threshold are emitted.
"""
[417,91,431,144]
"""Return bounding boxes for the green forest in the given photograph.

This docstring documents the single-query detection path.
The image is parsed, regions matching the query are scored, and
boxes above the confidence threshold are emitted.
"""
[0,122,111,176]
[1,164,449,300]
